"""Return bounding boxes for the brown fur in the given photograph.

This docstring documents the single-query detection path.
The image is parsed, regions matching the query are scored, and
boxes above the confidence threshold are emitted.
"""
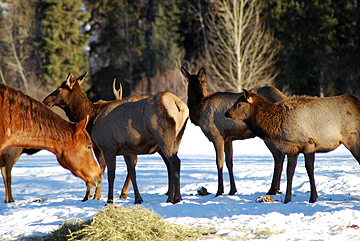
[226,90,360,203]
[181,67,288,196]
[43,73,189,204]
[0,83,102,198]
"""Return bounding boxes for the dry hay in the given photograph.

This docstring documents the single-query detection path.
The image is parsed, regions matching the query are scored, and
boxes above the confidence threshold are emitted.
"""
[45,204,217,241]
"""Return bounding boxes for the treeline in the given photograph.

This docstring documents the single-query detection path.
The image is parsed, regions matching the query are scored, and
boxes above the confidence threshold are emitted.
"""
[0,0,359,101]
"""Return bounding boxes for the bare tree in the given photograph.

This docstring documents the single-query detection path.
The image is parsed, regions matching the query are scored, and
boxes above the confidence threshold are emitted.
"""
[205,0,279,92]
[0,0,40,95]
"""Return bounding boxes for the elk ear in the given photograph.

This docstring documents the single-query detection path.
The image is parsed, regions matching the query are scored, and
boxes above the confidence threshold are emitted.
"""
[66,73,77,89]
[197,67,206,82]
[244,89,255,104]
[249,88,258,94]
[76,72,88,85]
[76,115,89,134]
[181,67,190,80]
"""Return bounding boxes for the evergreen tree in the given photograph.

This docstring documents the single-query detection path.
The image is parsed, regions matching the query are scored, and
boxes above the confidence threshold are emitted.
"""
[148,0,183,76]
[266,0,359,96]
[36,0,90,89]
[84,0,146,100]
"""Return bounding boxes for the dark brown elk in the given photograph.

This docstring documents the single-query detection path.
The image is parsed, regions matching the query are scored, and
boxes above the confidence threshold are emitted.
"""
[1,147,39,203]
[0,83,102,193]
[181,67,288,196]
[43,73,189,204]
[225,89,360,203]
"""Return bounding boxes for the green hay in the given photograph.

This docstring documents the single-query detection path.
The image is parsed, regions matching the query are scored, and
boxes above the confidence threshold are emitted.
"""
[45,204,217,241]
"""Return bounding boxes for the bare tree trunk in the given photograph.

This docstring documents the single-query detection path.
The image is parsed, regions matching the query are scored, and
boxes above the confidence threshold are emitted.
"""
[8,33,29,92]
[0,69,6,85]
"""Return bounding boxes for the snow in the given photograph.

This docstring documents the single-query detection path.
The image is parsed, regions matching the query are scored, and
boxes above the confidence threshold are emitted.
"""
[1,122,360,240]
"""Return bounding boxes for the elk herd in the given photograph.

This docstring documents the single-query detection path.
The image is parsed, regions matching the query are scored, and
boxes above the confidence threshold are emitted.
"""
[2,67,360,205]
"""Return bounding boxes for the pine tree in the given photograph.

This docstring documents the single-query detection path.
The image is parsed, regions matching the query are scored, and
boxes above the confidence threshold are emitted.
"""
[36,0,90,89]
[149,0,183,76]
[84,0,146,100]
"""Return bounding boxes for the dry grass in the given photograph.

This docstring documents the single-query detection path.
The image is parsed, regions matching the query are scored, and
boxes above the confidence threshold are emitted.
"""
[42,204,217,241]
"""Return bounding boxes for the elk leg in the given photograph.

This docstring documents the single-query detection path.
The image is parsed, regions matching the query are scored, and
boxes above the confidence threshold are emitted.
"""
[120,155,137,199]
[158,150,171,196]
[82,188,93,202]
[264,141,285,195]
[104,150,116,204]
[284,154,298,204]
[1,147,22,203]
[213,139,225,197]
[1,166,13,203]
[304,153,317,203]
[124,155,143,204]
[120,155,139,200]
[224,141,237,195]
[92,144,106,200]
[165,154,181,204]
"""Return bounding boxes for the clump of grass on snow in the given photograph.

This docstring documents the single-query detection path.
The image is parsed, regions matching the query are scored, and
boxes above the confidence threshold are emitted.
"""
[47,204,217,241]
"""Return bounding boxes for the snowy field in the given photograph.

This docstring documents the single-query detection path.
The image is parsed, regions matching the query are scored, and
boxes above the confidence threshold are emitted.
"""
[1,122,360,240]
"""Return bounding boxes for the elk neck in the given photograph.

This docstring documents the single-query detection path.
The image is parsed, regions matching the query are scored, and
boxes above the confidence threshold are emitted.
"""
[65,84,97,123]
[187,82,209,126]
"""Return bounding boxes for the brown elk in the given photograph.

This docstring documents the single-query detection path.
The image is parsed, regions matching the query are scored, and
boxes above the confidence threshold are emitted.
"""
[181,67,288,197]
[1,77,134,204]
[1,147,39,203]
[225,89,360,203]
[43,73,189,204]
[0,83,102,194]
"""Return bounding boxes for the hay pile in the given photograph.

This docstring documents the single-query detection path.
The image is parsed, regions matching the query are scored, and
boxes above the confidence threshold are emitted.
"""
[47,204,216,241]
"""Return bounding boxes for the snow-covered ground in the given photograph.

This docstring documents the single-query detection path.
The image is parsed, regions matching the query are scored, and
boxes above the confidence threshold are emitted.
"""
[1,122,360,240]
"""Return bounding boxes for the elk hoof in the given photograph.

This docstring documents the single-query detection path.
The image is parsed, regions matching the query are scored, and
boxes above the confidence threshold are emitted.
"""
[120,193,128,199]
[171,197,181,204]
[134,198,143,204]
[106,199,114,206]
[229,189,237,195]
[283,198,291,204]
[267,189,282,195]
[215,191,223,197]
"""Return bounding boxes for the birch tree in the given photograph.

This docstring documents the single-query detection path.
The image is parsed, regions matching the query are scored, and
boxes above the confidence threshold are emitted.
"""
[205,0,279,92]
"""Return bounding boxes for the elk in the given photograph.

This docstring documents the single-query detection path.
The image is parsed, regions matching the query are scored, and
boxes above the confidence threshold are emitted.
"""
[0,83,102,194]
[181,67,288,197]
[1,78,135,204]
[43,73,189,204]
[225,89,360,203]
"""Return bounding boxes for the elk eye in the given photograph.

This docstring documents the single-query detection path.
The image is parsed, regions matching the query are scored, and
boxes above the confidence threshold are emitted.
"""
[237,103,242,108]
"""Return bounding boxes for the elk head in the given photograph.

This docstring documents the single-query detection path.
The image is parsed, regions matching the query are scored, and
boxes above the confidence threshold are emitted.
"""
[225,89,256,121]
[43,72,88,108]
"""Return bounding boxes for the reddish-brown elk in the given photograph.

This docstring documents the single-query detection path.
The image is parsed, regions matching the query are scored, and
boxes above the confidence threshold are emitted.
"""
[43,73,189,204]
[0,77,123,203]
[225,89,360,203]
[181,67,288,196]
[0,83,102,196]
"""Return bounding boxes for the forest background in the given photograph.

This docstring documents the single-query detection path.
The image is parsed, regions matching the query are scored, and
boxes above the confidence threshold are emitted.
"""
[0,0,359,103]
